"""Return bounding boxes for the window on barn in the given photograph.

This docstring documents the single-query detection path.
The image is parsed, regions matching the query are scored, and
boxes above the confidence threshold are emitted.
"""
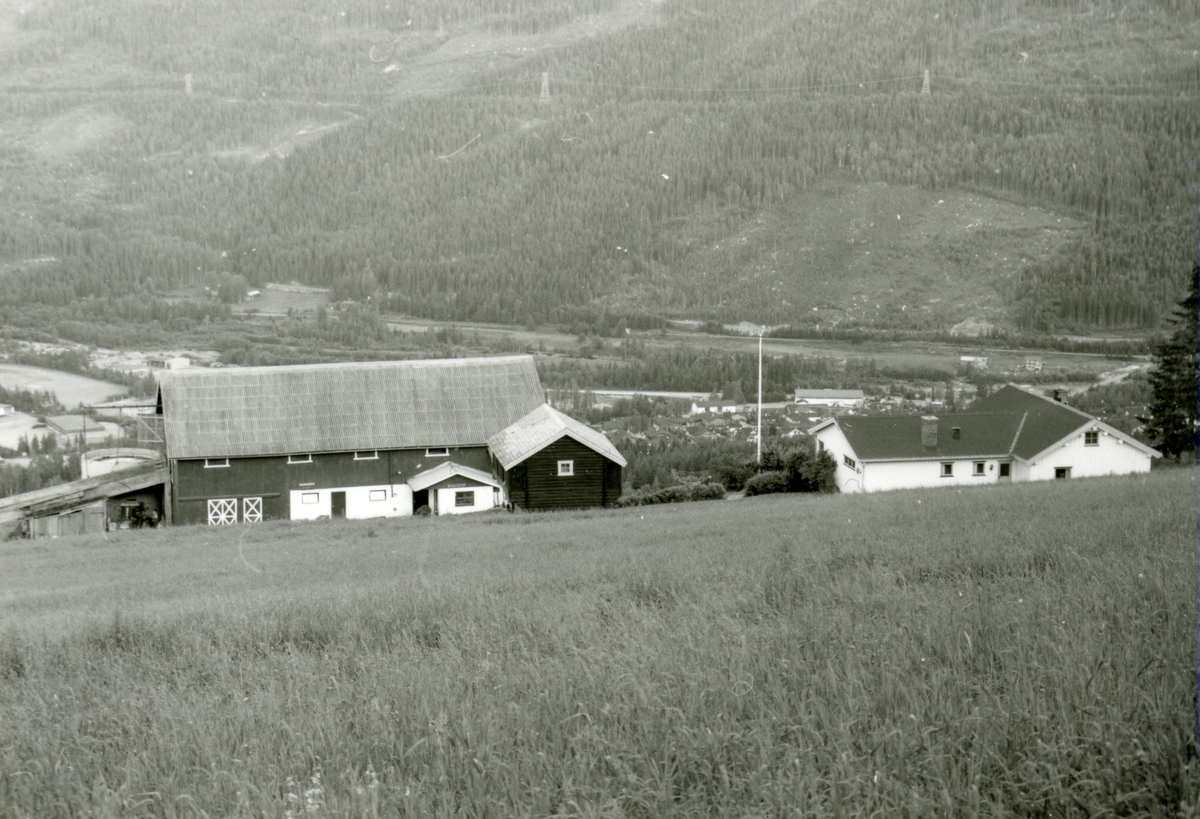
[355,451,379,460]
[558,460,574,477]
[999,463,1011,478]
[842,455,856,469]
[301,493,319,504]
[941,462,953,477]
[204,458,229,468]
[455,490,474,507]
[1055,467,1071,480]
[426,447,449,457]
[288,454,313,465]
[973,461,985,476]
[369,490,386,501]
[1084,431,1099,446]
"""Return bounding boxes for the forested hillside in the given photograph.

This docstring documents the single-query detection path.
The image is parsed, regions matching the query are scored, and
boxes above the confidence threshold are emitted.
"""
[0,0,1195,341]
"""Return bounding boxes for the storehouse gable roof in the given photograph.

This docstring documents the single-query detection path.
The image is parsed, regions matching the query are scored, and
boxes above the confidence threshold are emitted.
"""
[488,404,628,470]
[158,356,545,459]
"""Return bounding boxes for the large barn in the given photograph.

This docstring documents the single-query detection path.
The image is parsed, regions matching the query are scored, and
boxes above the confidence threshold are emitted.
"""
[158,356,548,525]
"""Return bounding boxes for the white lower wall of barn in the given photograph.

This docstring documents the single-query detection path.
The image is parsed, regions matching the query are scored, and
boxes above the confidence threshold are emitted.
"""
[434,485,501,516]
[289,484,414,520]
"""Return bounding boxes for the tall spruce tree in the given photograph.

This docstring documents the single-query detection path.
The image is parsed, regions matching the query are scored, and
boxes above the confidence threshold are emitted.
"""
[1143,265,1199,459]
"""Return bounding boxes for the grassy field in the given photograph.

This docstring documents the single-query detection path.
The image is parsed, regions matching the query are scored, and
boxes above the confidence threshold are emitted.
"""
[1,470,1196,817]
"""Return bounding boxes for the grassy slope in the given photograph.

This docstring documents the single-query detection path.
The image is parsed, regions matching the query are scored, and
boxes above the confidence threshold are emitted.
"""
[2,469,1196,816]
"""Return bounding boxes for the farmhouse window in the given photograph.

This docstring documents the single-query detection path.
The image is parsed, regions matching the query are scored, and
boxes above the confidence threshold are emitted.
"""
[842,455,856,469]
[204,458,230,468]
[941,462,953,477]
[354,451,379,460]
[999,462,1011,478]
[1055,467,1071,480]
[973,461,985,476]
[369,489,386,501]
[288,454,313,465]
[455,490,474,507]
[301,492,319,505]
[242,497,262,523]
[207,498,237,525]
[558,460,575,477]
[1084,431,1099,446]
[426,447,449,457]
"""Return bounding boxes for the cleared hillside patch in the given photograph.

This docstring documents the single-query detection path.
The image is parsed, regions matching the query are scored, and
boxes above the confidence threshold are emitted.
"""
[1,470,1196,816]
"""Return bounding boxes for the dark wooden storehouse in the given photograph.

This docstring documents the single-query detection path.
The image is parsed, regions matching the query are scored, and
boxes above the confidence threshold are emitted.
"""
[157,356,545,525]
[488,404,625,511]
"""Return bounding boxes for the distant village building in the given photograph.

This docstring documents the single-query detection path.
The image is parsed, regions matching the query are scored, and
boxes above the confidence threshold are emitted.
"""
[146,355,191,370]
[809,385,1158,493]
[794,389,865,409]
[0,403,14,416]
[960,355,988,370]
[690,399,739,415]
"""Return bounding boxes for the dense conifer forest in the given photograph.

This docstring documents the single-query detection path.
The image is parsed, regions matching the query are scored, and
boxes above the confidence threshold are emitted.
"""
[0,0,1195,341]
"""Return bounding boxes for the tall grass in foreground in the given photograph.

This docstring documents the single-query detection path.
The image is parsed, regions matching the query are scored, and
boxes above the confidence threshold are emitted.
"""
[1,471,1196,817]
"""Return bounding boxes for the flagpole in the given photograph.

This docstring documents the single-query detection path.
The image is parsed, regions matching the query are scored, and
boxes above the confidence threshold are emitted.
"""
[757,328,763,465]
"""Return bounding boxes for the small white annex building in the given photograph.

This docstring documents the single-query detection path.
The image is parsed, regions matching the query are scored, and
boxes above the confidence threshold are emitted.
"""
[809,384,1159,493]
[794,389,865,408]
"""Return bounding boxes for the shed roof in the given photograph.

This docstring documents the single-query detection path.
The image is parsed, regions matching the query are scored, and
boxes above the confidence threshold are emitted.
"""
[488,404,628,470]
[158,356,545,459]
[408,462,501,492]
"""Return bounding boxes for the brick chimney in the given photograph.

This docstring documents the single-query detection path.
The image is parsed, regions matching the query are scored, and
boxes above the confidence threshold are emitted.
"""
[921,415,938,448]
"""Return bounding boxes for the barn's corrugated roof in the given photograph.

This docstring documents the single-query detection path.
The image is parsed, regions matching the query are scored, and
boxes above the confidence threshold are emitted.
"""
[488,404,628,470]
[159,356,545,459]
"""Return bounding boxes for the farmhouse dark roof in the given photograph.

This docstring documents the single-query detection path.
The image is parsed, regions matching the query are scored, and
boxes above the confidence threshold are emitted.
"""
[966,385,1095,460]
[835,413,1027,460]
[488,404,628,470]
[158,356,545,460]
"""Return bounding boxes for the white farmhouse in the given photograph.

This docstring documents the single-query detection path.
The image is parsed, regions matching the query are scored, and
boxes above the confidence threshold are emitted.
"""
[809,384,1158,493]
